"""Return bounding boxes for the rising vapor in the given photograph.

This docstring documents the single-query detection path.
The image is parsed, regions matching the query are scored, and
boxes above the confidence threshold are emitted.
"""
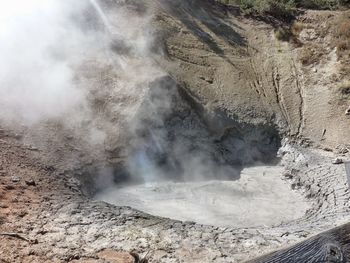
[0,0,92,126]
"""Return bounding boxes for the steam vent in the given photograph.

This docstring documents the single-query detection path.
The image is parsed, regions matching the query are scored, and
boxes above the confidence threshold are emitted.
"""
[1,0,350,262]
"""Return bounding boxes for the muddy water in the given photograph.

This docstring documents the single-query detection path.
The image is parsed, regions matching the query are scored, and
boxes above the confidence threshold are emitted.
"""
[95,166,309,227]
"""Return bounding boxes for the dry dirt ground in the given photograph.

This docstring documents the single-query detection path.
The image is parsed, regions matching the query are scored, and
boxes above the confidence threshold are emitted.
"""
[1,0,350,262]
[0,131,138,262]
[156,2,350,148]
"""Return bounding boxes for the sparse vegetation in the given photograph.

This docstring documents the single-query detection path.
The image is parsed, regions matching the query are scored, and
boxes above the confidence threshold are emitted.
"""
[218,0,349,19]
[299,45,322,65]
[220,0,297,19]
[275,27,293,41]
[291,22,305,36]
[334,12,350,57]
[295,0,346,9]
[338,81,350,100]
[274,22,305,42]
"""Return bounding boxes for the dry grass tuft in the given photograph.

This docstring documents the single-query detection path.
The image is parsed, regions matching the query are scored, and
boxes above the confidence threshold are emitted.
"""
[275,27,292,41]
[291,22,305,36]
[337,40,349,51]
[275,22,305,43]
[334,12,350,57]
[337,16,350,38]
[336,81,350,105]
[299,45,322,66]
[338,81,350,97]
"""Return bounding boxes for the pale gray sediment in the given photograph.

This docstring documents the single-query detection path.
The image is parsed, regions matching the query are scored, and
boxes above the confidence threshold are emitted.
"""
[95,166,309,228]
[23,143,350,262]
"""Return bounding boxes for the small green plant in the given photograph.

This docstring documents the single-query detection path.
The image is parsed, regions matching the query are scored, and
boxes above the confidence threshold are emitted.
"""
[241,0,296,19]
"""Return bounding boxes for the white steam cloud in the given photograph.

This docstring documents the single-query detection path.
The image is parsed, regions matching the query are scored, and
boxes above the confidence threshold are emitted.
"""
[0,0,93,125]
[0,0,162,148]
[0,0,278,191]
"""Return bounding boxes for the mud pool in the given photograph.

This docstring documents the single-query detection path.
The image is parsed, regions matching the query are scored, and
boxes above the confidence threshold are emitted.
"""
[95,166,309,227]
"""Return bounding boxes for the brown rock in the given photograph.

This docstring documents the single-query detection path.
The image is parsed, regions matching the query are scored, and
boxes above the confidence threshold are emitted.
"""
[25,179,36,186]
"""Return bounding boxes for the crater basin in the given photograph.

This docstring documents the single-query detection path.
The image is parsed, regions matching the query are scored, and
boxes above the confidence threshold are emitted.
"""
[95,166,309,228]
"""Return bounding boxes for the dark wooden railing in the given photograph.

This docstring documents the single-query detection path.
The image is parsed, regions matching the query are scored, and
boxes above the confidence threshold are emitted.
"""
[246,223,350,263]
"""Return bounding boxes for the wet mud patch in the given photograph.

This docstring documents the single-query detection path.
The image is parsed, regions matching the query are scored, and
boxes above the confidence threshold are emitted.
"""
[96,166,309,227]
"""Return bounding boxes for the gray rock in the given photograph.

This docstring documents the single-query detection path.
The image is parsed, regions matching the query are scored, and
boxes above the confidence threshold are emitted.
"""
[332,158,344,165]
[11,176,21,182]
